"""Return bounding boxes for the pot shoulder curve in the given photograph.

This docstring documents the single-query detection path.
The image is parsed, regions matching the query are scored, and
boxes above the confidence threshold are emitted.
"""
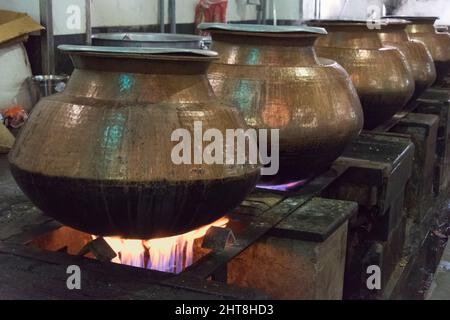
[9,90,260,183]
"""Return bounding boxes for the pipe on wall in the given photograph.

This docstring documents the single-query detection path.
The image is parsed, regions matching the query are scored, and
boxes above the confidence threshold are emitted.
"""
[261,0,267,24]
[315,0,322,19]
[85,0,92,45]
[299,0,303,19]
[159,0,165,33]
[169,0,176,33]
[39,0,55,74]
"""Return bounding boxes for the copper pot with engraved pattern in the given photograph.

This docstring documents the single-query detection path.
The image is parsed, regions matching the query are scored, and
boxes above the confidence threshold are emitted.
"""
[387,16,450,84]
[198,23,364,182]
[308,20,415,130]
[379,19,436,100]
[8,46,260,239]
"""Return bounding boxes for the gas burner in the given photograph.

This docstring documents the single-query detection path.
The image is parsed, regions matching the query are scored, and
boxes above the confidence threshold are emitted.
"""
[256,179,309,192]
[28,217,230,275]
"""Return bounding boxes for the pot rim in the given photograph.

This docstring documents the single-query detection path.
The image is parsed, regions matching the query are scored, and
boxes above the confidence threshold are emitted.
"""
[58,45,218,61]
[380,18,412,26]
[32,74,70,82]
[309,18,413,29]
[91,32,207,43]
[197,22,327,36]
[383,16,439,23]
[307,19,390,27]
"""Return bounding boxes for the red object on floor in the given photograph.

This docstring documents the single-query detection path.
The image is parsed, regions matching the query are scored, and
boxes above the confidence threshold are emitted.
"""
[1,105,28,129]
[195,0,228,35]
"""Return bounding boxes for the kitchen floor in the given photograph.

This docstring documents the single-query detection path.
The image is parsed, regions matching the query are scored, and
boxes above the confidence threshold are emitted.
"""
[428,240,450,300]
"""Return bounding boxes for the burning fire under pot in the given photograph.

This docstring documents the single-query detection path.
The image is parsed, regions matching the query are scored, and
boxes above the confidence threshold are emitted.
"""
[99,217,230,273]
[28,217,231,275]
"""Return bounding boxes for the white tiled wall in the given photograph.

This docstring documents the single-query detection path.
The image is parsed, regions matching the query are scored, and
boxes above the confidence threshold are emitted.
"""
[0,0,40,22]
[0,0,449,36]
[0,0,257,35]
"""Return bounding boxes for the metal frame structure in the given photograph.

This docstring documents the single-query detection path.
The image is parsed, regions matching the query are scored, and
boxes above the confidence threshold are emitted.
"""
[37,0,311,73]
[169,0,176,33]
[85,0,92,45]
[39,0,55,75]
[159,0,165,33]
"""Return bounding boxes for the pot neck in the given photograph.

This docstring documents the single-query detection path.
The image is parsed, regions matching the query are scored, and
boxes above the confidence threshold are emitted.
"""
[69,53,213,75]
[378,27,410,43]
[63,68,215,104]
[314,26,384,49]
[406,22,437,34]
[210,32,319,66]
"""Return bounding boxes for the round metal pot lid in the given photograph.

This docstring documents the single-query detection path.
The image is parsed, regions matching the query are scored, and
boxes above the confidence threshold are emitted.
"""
[197,23,327,35]
[58,45,218,59]
[92,32,205,43]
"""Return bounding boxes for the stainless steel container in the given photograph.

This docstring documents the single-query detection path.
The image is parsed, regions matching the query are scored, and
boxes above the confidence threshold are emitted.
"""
[91,32,208,49]
[436,25,449,33]
[31,75,69,96]
[28,75,70,107]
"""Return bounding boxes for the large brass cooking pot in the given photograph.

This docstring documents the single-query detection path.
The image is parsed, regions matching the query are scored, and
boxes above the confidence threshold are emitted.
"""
[387,16,450,84]
[379,19,436,100]
[308,20,415,130]
[198,23,364,182]
[8,46,260,239]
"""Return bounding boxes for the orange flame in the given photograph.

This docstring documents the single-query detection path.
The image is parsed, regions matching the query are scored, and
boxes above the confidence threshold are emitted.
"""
[100,217,229,274]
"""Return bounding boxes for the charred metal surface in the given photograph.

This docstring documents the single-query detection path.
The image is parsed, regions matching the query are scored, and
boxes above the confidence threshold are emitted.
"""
[348,217,406,300]
[416,89,450,195]
[0,152,353,299]
[373,100,421,133]
[77,237,117,262]
[228,219,350,299]
[168,163,350,283]
[0,155,53,242]
[323,133,414,300]
[0,242,263,300]
[0,155,266,299]
[391,113,439,223]
[385,197,450,300]
[427,228,450,300]
[330,132,414,221]
[268,197,357,242]
[202,227,236,251]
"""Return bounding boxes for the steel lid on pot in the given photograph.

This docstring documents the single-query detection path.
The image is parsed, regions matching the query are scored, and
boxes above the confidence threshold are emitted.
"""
[198,22,327,36]
[91,32,209,49]
[58,45,218,59]
[57,45,219,74]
